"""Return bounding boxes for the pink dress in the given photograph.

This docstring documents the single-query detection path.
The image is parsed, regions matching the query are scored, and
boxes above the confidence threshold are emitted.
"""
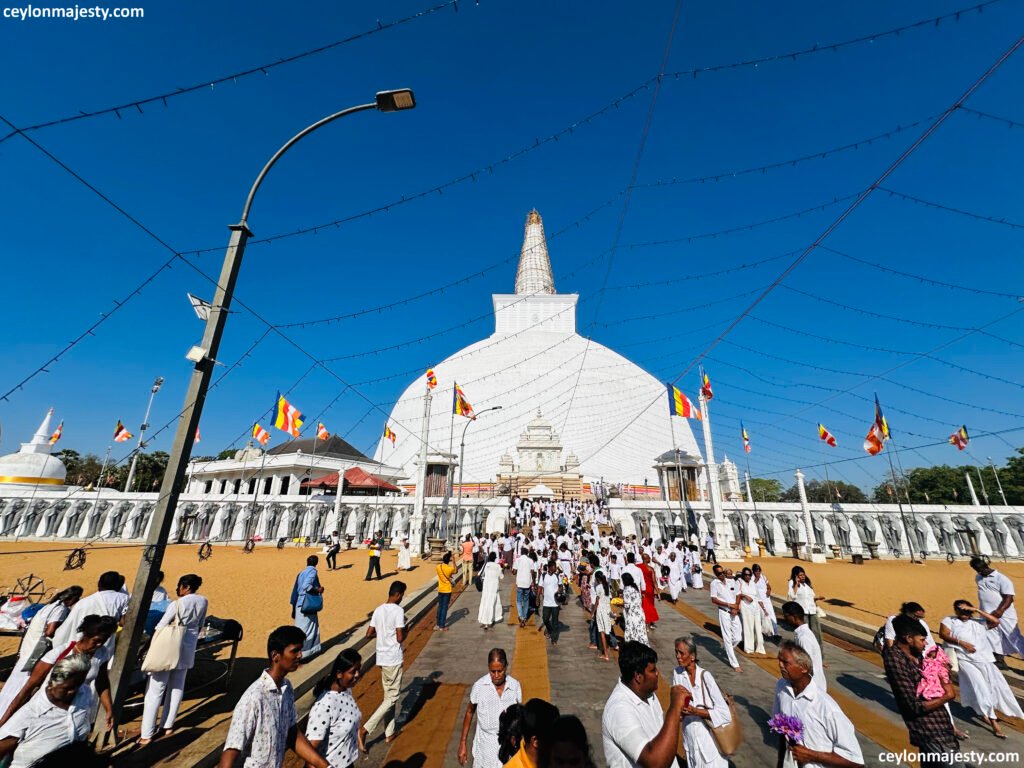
[917,645,952,700]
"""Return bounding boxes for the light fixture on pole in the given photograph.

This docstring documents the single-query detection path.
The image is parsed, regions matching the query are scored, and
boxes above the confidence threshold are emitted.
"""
[123,376,164,492]
[105,89,417,728]
[458,406,502,537]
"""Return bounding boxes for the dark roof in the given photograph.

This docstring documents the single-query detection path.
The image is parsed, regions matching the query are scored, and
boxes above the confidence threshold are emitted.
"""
[267,435,371,462]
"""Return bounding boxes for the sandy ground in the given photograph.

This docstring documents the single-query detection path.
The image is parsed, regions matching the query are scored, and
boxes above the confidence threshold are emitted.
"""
[748,557,1024,630]
[0,541,436,659]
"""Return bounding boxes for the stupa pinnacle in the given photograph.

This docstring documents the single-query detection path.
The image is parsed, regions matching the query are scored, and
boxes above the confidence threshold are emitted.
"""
[514,209,555,295]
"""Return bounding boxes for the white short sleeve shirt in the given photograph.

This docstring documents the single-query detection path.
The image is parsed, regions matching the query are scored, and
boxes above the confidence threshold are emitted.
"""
[371,603,406,668]
[306,688,361,768]
[772,679,862,768]
[602,681,679,768]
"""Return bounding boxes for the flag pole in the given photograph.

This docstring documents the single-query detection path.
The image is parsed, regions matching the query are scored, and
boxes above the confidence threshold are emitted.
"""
[249,444,269,542]
[884,440,919,564]
[974,464,1006,561]
[819,440,842,554]
[440,386,457,538]
[742,452,756,550]
[668,413,689,543]
[372,433,384,541]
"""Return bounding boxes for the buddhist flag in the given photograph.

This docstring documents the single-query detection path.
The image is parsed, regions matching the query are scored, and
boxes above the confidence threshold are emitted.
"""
[113,420,132,443]
[863,395,889,456]
[316,422,330,441]
[49,421,63,445]
[949,425,969,451]
[699,366,713,401]
[741,423,751,453]
[384,424,397,446]
[454,383,476,420]
[194,426,201,444]
[273,391,303,437]
[252,423,270,446]
[425,369,438,390]
[666,384,701,420]
[817,423,837,448]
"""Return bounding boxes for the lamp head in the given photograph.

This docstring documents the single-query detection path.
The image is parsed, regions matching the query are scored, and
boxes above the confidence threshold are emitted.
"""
[152,376,165,392]
[376,89,416,112]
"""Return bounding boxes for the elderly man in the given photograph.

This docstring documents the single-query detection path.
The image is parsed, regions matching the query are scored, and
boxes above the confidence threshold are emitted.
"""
[773,640,863,768]
[602,641,684,768]
[884,614,962,766]
[971,556,1024,662]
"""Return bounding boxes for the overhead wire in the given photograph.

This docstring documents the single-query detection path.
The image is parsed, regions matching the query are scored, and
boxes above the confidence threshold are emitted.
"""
[878,185,1024,229]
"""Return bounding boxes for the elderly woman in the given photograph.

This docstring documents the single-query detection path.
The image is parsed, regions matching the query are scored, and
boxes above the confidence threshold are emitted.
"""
[0,614,117,731]
[673,636,731,768]
[290,555,325,657]
[478,552,504,630]
[140,573,209,745]
[458,648,522,768]
[621,573,648,646]
[940,599,1024,738]
[0,587,82,719]
[0,653,93,768]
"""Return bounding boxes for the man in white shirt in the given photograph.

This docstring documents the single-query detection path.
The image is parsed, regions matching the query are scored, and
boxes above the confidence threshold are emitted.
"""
[623,553,646,593]
[361,581,407,748]
[782,602,825,692]
[540,561,562,645]
[710,566,742,671]
[773,640,863,768]
[513,551,536,628]
[972,557,1024,660]
[53,571,130,654]
[602,640,684,768]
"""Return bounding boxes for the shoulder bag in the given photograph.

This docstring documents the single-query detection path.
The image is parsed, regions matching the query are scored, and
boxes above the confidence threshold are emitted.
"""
[301,586,324,614]
[700,670,742,756]
[141,603,185,673]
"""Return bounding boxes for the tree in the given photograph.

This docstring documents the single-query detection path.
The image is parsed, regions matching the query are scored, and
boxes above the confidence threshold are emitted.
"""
[783,479,866,503]
[216,448,237,461]
[748,478,783,502]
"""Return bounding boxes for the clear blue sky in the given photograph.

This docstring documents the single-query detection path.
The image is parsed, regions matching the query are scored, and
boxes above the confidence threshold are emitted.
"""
[1,0,1022,493]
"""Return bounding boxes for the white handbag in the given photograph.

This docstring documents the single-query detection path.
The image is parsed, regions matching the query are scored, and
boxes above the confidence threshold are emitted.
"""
[141,603,186,673]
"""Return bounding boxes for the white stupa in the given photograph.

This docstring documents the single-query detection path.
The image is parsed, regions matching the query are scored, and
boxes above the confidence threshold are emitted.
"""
[380,210,701,489]
[0,409,67,486]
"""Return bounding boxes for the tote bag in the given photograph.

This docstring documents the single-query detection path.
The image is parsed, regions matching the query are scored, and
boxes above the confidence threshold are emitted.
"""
[141,603,185,673]
[701,670,743,756]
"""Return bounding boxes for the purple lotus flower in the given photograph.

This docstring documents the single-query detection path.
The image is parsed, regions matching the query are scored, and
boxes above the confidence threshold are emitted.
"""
[768,713,804,744]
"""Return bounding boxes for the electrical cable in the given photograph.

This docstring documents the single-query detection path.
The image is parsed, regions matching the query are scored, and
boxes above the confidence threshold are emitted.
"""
[878,185,1024,229]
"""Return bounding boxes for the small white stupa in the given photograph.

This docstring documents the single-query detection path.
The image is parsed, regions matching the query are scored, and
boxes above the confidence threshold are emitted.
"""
[0,409,68,487]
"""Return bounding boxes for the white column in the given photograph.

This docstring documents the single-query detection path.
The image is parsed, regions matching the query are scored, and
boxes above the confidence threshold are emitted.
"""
[965,473,982,506]
[795,469,814,557]
[744,471,754,504]
[698,393,729,553]
[410,390,432,556]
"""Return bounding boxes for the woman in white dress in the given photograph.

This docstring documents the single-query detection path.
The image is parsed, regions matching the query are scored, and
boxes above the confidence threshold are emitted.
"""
[666,552,685,602]
[940,600,1024,738]
[672,636,731,768]
[621,573,648,646]
[396,539,412,571]
[139,574,209,745]
[592,571,613,661]
[306,648,364,767]
[691,550,704,590]
[787,566,823,646]
[0,587,82,719]
[478,553,504,629]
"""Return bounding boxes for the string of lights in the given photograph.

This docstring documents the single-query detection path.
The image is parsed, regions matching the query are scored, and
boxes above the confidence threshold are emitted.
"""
[778,283,1024,347]
[0,0,467,143]
[957,105,1024,130]
[622,192,861,249]
[879,185,1023,229]
[634,116,933,189]
[821,245,1021,299]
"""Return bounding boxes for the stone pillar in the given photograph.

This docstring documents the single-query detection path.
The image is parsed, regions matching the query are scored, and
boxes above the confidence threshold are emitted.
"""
[795,469,818,561]
[698,393,730,556]
[966,473,982,506]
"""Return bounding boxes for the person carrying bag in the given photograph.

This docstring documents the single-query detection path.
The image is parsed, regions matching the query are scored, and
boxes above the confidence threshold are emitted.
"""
[141,602,185,673]
[701,670,742,756]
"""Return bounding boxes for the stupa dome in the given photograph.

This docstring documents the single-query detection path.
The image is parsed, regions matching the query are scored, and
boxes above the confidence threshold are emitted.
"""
[380,211,702,487]
[0,409,68,486]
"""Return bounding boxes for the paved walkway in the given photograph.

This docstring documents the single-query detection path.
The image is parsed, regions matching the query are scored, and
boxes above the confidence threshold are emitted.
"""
[339,577,1024,767]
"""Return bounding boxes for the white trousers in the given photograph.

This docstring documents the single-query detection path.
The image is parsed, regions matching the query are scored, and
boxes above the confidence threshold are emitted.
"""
[740,602,766,654]
[141,668,187,739]
[718,608,741,669]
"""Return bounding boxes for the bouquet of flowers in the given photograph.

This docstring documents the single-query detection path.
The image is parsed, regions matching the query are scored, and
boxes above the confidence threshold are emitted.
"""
[767,713,803,745]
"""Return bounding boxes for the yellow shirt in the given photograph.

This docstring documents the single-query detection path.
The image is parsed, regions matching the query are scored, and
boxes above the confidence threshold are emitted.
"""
[437,563,456,594]
[504,744,535,768]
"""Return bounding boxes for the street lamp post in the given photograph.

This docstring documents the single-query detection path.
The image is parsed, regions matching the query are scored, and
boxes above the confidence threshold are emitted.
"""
[104,90,417,728]
[124,376,164,492]
[458,406,502,537]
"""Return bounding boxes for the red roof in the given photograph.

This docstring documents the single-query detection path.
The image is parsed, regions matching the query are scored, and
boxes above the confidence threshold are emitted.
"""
[300,467,401,493]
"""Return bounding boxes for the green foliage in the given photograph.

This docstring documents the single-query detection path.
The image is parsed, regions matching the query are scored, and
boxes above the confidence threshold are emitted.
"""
[871,455,1023,505]
[748,478,783,502]
[782,478,866,503]
[216,448,237,460]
